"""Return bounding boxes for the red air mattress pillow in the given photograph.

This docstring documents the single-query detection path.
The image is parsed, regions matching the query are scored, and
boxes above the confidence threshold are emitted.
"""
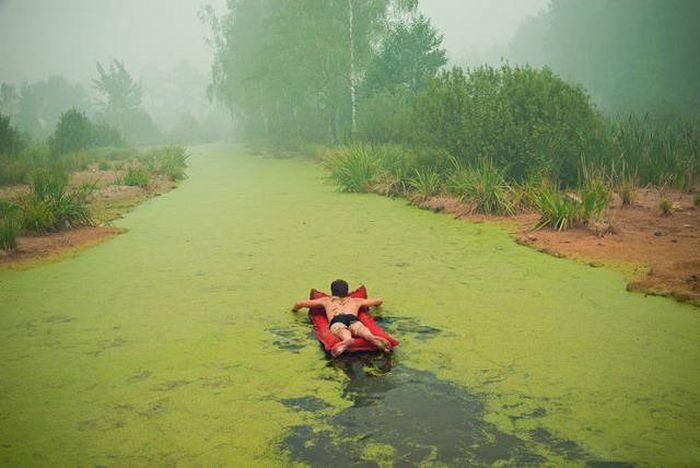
[308,285,399,353]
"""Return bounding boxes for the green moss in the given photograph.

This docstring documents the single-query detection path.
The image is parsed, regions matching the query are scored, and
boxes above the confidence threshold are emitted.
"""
[0,143,698,465]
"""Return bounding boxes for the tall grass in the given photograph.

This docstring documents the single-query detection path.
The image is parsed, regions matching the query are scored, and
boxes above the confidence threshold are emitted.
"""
[609,113,699,189]
[156,146,189,181]
[119,166,151,187]
[448,159,514,215]
[325,145,378,192]
[408,169,443,200]
[19,168,93,232]
[0,200,21,252]
[528,180,610,231]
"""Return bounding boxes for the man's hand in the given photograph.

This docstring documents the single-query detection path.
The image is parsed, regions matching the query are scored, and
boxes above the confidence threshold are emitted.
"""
[291,298,325,312]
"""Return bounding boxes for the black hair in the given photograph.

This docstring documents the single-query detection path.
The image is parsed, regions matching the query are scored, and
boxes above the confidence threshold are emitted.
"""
[331,279,349,297]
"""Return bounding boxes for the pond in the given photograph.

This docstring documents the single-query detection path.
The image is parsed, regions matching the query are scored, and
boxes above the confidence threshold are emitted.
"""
[0,143,698,465]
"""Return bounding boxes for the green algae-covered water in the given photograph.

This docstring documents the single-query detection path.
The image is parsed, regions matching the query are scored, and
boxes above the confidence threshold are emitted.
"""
[1,144,699,465]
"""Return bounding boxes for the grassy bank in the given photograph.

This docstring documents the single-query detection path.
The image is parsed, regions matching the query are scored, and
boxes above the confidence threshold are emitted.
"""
[0,146,189,261]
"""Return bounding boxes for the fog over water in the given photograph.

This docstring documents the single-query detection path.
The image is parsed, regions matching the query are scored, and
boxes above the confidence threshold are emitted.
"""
[0,0,545,83]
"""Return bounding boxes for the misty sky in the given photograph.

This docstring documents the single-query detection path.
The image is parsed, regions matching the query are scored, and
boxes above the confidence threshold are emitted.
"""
[0,0,548,84]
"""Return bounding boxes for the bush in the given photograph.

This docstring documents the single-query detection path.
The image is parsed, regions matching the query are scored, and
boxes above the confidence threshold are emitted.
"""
[528,182,609,231]
[20,168,93,232]
[609,113,700,189]
[49,109,125,156]
[325,145,378,192]
[408,169,442,200]
[49,109,94,155]
[92,121,125,147]
[659,198,672,215]
[20,195,56,233]
[0,114,25,155]
[120,166,150,187]
[157,146,189,181]
[356,90,414,144]
[0,216,19,252]
[0,156,29,185]
[411,65,608,185]
[448,159,514,215]
[371,145,414,196]
[694,193,700,207]
[0,200,21,252]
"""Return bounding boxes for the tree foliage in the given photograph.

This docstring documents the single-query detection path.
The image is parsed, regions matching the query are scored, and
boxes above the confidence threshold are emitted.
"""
[412,65,607,184]
[93,59,160,144]
[49,109,124,155]
[362,14,447,96]
[0,113,25,156]
[206,0,418,147]
[509,0,700,114]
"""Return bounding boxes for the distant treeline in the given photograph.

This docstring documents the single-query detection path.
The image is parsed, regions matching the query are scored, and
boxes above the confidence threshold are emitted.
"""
[509,0,700,115]
[206,0,698,191]
[0,60,231,146]
[0,61,160,145]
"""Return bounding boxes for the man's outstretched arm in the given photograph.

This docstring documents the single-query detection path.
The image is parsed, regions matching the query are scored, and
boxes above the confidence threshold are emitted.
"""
[361,297,383,307]
[291,298,325,311]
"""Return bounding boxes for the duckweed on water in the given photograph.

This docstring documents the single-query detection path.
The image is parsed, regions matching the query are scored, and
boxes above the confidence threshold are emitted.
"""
[0,144,698,465]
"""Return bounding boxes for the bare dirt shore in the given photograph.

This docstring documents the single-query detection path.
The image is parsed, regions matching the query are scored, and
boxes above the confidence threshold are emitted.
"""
[0,166,176,269]
[418,188,700,306]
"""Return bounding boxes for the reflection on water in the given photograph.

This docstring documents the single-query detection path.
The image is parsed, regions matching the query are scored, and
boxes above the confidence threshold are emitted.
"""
[282,352,634,466]
[283,354,550,466]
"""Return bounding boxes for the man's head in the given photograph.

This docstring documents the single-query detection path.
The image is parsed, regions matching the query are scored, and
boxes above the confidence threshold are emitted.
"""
[331,279,349,297]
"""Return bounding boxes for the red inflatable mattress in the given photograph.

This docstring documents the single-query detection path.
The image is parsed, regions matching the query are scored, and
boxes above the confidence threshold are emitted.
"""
[308,285,399,354]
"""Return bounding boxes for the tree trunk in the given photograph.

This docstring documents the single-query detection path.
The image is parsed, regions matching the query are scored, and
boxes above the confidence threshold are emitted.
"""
[348,0,357,136]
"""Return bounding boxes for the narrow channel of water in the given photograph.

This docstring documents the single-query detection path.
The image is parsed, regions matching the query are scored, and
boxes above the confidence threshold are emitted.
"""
[0,144,697,465]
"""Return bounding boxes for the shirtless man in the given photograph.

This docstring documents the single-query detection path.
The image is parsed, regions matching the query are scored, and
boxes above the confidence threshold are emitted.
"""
[291,279,390,357]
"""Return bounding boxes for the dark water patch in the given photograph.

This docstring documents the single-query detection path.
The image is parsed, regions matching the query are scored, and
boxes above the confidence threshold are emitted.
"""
[509,407,547,422]
[281,397,330,413]
[151,380,190,391]
[267,326,308,353]
[379,316,443,341]
[587,462,635,468]
[529,427,588,460]
[126,369,152,383]
[87,337,126,357]
[282,364,548,466]
[41,315,74,324]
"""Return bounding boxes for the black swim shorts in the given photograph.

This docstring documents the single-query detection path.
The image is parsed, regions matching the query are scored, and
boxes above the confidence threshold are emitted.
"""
[329,314,359,329]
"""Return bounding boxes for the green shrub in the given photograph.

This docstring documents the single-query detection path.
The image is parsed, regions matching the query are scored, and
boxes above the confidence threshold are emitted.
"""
[412,65,607,185]
[528,182,609,231]
[325,145,378,192]
[610,113,700,189]
[0,216,20,252]
[92,121,125,147]
[578,160,612,220]
[49,109,94,155]
[659,198,672,215]
[0,114,25,156]
[20,168,93,232]
[157,146,189,181]
[694,193,700,207]
[370,145,415,196]
[120,166,150,187]
[0,200,21,252]
[448,159,513,215]
[20,195,56,233]
[408,169,443,200]
[98,160,110,171]
[59,150,92,172]
[31,169,69,202]
[356,90,414,144]
[0,156,29,185]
